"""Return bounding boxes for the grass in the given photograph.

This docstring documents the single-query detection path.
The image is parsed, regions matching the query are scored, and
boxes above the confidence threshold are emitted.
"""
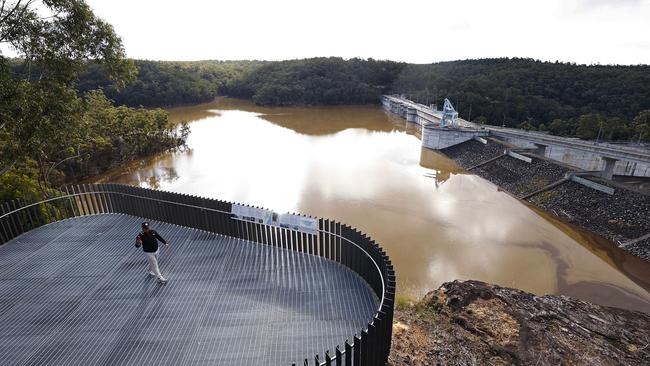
[396,294,417,310]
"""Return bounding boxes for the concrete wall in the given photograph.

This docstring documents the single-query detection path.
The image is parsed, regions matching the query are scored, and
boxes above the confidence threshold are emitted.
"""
[422,126,489,150]
[495,132,650,177]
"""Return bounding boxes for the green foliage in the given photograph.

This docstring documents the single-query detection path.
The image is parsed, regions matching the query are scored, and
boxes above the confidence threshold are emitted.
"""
[59,90,188,181]
[0,1,182,203]
[576,113,604,139]
[396,294,417,310]
[517,121,536,131]
[226,57,406,106]
[0,0,135,85]
[76,60,264,107]
[632,110,650,142]
[0,162,42,202]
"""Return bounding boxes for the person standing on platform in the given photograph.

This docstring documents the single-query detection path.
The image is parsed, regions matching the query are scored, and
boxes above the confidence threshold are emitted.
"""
[135,222,169,283]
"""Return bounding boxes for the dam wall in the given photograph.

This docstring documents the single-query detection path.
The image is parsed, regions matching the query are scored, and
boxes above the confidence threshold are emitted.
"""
[382,95,650,178]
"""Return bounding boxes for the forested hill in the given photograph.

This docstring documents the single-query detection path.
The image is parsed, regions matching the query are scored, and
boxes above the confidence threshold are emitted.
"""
[68,57,404,108]
[74,60,265,107]
[225,57,406,105]
[66,57,650,141]
[392,58,650,130]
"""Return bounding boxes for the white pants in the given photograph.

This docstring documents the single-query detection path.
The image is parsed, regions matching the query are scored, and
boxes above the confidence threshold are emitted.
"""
[144,250,164,279]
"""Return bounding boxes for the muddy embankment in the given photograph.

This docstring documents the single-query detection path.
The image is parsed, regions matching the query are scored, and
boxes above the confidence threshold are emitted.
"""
[440,138,650,262]
[389,280,650,366]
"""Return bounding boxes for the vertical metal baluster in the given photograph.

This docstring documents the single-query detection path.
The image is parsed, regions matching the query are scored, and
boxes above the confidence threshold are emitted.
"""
[77,184,89,215]
[83,184,96,214]
[344,340,352,366]
[353,335,361,366]
[360,330,369,366]
[335,345,342,366]
[20,199,35,230]
[70,185,82,216]
[368,321,377,366]
[336,220,342,263]
[9,201,23,235]
[74,185,86,216]
[93,184,107,213]
[2,202,17,240]
[0,203,10,244]
[321,219,328,258]
[102,183,115,213]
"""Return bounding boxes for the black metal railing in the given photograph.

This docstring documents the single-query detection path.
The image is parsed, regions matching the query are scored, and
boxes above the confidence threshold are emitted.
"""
[0,183,395,366]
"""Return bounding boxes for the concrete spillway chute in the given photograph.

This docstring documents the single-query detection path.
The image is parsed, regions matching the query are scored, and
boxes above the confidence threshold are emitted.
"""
[440,98,458,128]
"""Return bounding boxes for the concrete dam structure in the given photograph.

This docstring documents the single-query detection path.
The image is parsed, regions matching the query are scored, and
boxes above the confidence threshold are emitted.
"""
[382,95,650,178]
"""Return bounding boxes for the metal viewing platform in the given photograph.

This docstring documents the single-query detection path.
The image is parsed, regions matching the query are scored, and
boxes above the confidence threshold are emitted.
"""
[0,185,395,365]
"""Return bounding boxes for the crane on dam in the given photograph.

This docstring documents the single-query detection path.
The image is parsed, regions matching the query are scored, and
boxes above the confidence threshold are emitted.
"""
[440,98,459,128]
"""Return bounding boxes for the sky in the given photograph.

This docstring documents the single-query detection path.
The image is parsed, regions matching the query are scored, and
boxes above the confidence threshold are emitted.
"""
[6,0,650,64]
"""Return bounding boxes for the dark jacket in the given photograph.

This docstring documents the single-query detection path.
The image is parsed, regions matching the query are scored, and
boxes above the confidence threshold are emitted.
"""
[136,230,167,253]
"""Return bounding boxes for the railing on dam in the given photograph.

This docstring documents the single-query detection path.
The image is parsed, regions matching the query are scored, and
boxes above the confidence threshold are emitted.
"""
[0,183,395,366]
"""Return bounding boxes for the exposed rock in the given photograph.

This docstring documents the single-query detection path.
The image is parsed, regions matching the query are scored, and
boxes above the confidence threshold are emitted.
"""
[529,181,650,243]
[389,280,650,366]
[474,155,569,196]
[440,140,504,169]
[626,238,650,262]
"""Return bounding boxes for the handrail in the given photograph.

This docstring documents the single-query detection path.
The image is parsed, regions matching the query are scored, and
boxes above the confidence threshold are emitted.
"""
[0,191,234,220]
[0,183,395,365]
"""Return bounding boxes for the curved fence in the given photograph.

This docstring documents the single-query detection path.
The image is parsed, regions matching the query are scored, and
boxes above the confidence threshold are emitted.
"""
[0,183,395,366]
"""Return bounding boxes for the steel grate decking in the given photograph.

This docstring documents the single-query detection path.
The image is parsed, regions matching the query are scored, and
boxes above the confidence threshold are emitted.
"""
[0,214,378,365]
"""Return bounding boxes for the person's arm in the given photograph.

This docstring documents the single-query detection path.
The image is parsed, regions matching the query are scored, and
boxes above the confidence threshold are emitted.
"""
[135,234,142,247]
[153,230,168,245]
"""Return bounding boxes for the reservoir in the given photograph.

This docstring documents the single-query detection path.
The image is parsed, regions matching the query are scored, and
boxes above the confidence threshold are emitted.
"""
[93,98,650,313]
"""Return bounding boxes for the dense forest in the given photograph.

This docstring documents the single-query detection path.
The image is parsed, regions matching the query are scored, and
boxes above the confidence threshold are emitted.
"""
[75,60,264,107]
[69,57,405,107]
[69,57,650,142]
[391,59,650,141]
[224,57,406,106]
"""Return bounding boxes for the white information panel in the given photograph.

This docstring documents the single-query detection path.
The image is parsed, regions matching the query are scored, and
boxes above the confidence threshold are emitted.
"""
[277,213,318,235]
[231,204,274,225]
[231,204,318,234]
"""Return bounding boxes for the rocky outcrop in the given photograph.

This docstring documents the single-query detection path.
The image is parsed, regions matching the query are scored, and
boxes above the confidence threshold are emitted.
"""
[389,280,650,366]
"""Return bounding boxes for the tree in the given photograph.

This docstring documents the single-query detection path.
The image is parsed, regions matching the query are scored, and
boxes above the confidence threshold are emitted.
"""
[0,0,135,84]
[0,0,135,198]
[517,121,536,131]
[576,113,604,140]
[632,110,650,142]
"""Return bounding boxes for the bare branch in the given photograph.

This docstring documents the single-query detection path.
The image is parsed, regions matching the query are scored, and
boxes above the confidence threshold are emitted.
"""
[44,152,86,185]
[0,0,24,26]
[0,158,17,177]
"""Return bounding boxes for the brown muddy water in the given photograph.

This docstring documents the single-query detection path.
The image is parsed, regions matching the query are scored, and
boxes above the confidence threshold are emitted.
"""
[94,98,650,313]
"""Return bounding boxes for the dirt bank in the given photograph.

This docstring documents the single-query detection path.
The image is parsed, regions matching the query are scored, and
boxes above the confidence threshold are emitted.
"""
[389,280,650,366]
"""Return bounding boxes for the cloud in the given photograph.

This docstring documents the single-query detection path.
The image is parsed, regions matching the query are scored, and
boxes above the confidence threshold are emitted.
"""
[571,0,644,12]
